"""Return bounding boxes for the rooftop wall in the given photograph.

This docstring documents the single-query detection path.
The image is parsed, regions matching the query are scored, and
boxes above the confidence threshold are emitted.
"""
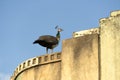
[11,52,61,80]
[61,34,99,80]
[100,10,120,80]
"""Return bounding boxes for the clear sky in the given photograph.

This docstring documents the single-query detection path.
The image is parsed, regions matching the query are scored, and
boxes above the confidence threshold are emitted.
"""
[0,0,120,80]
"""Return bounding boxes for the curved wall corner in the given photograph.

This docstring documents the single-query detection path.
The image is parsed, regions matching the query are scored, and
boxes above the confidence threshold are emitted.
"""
[11,52,61,80]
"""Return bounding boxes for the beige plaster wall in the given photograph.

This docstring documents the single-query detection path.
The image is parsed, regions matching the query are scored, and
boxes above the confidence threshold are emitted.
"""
[16,62,61,80]
[100,10,120,80]
[61,34,99,80]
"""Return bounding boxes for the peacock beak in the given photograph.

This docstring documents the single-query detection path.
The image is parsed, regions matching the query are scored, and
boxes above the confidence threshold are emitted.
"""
[33,40,37,44]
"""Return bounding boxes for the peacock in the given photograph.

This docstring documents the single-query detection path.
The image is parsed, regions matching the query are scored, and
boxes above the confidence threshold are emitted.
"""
[33,26,63,53]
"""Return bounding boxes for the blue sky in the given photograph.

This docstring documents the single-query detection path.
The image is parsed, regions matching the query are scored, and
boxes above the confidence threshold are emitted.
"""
[0,0,120,79]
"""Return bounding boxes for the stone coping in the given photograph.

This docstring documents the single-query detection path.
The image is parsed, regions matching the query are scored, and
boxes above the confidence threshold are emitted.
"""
[73,28,99,38]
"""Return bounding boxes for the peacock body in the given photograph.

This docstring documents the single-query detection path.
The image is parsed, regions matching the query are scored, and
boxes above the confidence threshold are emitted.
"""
[33,26,63,53]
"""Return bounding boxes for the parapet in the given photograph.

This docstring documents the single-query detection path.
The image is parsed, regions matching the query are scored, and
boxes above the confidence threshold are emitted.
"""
[100,10,120,25]
[10,52,61,80]
[72,28,99,38]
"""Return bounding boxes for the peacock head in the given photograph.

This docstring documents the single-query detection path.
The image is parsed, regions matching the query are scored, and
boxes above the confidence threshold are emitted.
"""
[55,25,63,40]
[55,25,63,32]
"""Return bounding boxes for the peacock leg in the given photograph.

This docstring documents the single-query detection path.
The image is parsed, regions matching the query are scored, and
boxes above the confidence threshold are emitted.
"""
[46,48,48,54]
[51,49,53,53]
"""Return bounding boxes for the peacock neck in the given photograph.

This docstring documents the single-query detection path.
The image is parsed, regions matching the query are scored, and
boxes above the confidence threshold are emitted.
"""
[56,31,60,41]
